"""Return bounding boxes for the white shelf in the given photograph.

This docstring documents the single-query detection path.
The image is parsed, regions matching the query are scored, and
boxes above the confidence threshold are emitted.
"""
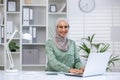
[7,38,20,40]
[48,12,67,15]
[1,25,4,26]
[11,52,20,54]
[22,64,45,67]
[22,25,46,27]
[0,44,4,46]
[22,43,45,46]
[0,3,4,47]
[7,12,20,14]
[2,0,21,71]
[0,65,4,66]
[22,4,46,7]
[21,0,47,71]
[0,4,4,6]
[0,0,67,71]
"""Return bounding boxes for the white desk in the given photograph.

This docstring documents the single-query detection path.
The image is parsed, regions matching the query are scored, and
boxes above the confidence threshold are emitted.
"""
[0,71,120,80]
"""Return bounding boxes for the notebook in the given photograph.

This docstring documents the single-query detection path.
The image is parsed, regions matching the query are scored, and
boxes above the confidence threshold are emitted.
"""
[65,52,111,77]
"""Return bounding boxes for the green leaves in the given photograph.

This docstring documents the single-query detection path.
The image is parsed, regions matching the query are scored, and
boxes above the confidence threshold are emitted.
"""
[107,55,120,71]
[9,41,19,52]
[82,34,95,43]
[79,34,110,55]
[79,42,91,54]
[99,44,110,53]
[78,34,120,71]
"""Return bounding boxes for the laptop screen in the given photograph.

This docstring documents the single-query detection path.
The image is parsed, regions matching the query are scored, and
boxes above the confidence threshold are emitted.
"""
[64,52,111,77]
[83,52,111,77]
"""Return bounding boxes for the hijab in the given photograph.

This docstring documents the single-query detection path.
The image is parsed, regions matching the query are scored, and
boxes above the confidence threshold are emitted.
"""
[54,18,69,52]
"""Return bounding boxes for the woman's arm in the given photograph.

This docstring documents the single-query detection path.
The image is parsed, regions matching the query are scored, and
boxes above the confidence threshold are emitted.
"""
[73,41,84,73]
[73,41,83,69]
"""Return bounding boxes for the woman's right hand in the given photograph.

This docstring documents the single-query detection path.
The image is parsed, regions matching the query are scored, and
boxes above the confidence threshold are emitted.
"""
[69,69,81,74]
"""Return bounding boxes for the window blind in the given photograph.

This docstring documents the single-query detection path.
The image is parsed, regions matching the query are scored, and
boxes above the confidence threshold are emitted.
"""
[68,0,120,71]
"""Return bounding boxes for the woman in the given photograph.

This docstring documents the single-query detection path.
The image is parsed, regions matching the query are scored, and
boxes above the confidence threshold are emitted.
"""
[45,18,84,73]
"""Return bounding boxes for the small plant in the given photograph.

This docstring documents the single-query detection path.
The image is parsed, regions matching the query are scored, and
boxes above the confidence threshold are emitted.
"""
[78,34,120,71]
[9,41,19,52]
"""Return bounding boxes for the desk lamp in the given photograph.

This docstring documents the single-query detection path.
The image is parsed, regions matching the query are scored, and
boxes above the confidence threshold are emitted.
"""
[6,28,32,72]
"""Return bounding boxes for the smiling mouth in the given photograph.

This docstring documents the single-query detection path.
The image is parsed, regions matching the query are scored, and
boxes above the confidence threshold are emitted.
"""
[61,33,66,35]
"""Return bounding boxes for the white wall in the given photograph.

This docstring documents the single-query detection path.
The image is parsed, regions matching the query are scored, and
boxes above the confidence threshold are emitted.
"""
[68,0,120,71]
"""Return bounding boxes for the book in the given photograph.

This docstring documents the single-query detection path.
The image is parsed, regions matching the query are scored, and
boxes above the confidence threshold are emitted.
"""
[32,27,36,43]
[23,8,29,25]
[29,26,32,43]
[0,13,3,26]
[1,26,4,38]
[1,13,4,41]
[6,21,13,39]
[23,8,27,25]
[26,8,29,25]
[0,26,1,43]
[29,9,33,25]
[0,13,3,43]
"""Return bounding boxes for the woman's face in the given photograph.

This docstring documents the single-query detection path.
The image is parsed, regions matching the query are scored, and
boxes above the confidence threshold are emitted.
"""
[57,20,69,38]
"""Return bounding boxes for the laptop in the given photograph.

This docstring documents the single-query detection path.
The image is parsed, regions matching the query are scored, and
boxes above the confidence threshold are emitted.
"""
[65,52,112,77]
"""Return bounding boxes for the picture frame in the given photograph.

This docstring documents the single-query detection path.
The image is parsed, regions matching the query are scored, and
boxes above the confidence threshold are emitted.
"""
[7,1,16,12]
[50,4,57,12]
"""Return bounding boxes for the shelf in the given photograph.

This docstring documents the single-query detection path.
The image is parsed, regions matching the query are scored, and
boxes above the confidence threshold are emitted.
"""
[23,0,46,5]
[7,12,20,14]
[0,65,4,66]
[22,64,45,67]
[22,25,46,27]
[7,38,20,40]
[22,43,45,46]
[10,52,20,54]
[48,12,67,15]
[0,0,65,71]
[0,44,4,46]
[22,4,46,7]
[0,4,4,7]
[1,24,4,26]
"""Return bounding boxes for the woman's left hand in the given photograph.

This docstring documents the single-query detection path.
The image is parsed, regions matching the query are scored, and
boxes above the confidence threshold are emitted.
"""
[79,67,84,74]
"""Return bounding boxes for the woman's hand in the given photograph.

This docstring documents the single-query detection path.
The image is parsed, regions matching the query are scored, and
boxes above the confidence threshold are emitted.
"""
[69,68,84,74]
[79,67,84,74]
[69,69,80,73]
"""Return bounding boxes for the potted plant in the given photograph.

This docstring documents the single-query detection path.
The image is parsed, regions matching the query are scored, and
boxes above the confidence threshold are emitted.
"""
[9,41,19,52]
[78,34,120,71]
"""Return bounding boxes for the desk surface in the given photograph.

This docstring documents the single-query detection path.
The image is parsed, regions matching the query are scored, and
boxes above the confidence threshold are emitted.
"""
[0,71,120,80]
